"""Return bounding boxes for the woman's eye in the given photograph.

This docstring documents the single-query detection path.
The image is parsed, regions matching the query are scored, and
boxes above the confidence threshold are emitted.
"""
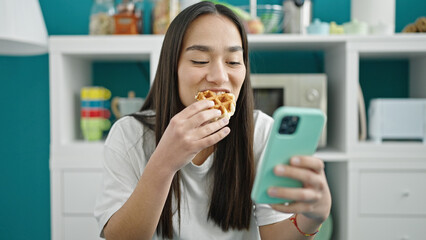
[191,60,209,64]
[228,61,241,65]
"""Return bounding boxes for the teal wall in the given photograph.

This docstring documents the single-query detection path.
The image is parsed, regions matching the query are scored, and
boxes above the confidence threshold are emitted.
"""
[0,0,425,239]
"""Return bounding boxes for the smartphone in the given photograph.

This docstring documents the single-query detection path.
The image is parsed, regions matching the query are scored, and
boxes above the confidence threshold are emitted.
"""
[251,106,326,204]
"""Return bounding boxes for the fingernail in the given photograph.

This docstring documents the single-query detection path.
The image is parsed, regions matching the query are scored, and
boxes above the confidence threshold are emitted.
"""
[268,188,277,196]
[291,157,300,165]
[275,165,285,175]
[223,127,230,134]
[209,101,215,107]
[216,110,222,116]
[222,117,229,124]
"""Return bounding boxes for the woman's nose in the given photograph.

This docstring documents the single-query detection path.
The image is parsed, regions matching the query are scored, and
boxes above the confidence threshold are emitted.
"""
[206,61,228,84]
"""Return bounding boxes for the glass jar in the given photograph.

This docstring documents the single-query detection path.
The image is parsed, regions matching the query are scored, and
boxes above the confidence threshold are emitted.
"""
[152,0,200,34]
[114,0,142,34]
[89,0,115,35]
[152,0,179,34]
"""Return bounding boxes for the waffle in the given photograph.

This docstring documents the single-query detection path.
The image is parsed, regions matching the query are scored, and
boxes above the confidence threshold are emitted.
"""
[195,90,236,120]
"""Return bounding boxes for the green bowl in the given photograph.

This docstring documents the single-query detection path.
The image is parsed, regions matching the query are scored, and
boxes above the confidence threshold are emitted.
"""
[240,4,283,33]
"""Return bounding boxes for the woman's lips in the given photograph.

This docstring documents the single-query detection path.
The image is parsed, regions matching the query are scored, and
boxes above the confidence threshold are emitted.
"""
[199,89,230,94]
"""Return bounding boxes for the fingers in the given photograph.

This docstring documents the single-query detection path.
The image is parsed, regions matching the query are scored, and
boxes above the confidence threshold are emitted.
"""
[166,100,230,151]
[290,156,325,173]
[268,187,321,203]
[268,156,332,221]
[179,100,215,120]
[196,117,229,138]
[177,100,226,128]
[196,126,231,148]
[191,108,223,127]
[270,201,318,214]
[268,156,327,204]
[273,164,325,190]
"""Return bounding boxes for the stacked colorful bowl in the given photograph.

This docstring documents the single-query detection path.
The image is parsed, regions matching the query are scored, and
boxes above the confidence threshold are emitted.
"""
[80,87,112,141]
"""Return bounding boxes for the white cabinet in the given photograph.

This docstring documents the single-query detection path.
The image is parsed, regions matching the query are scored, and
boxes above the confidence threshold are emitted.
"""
[49,34,426,240]
[328,160,426,240]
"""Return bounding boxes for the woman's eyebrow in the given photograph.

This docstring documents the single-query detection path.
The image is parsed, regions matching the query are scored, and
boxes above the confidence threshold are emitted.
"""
[185,45,243,52]
[228,46,243,52]
[186,45,212,52]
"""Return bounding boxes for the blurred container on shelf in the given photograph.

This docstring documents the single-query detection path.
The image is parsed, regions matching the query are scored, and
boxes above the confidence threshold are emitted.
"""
[209,1,263,34]
[111,91,145,118]
[352,0,395,34]
[329,21,344,34]
[80,87,112,141]
[370,21,393,35]
[152,0,179,34]
[113,0,142,34]
[343,19,368,35]
[306,19,329,35]
[283,0,312,34]
[402,17,426,33]
[259,4,283,33]
[89,0,115,35]
[151,0,200,34]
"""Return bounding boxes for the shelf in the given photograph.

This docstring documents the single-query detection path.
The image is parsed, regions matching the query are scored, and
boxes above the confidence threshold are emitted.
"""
[49,34,426,163]
[50,34,426,53]
[49,35,164,57]
[351,141,426,159]
[315,148,348,162]
[248,34,426,51]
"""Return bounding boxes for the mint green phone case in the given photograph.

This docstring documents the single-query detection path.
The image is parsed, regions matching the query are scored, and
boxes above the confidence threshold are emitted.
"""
[251,106,326,204]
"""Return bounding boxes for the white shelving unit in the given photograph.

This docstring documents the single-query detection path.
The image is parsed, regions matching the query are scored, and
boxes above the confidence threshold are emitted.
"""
[49,34,426,240]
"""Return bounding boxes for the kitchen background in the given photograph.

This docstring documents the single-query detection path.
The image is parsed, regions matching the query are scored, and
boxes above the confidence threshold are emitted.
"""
[0,0,425,239]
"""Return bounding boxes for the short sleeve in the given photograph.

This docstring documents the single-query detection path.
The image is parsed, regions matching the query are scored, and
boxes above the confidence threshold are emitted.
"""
[93,117,146,238]
[253,203,292,226]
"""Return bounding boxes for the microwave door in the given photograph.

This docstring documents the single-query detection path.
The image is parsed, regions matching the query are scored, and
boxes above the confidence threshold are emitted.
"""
[253,88,283,116]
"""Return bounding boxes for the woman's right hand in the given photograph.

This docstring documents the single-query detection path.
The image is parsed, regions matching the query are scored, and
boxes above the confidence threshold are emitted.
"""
[152,100,230,173]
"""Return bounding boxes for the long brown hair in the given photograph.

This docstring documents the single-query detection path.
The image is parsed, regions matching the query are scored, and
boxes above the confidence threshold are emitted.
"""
[132,1,254,238]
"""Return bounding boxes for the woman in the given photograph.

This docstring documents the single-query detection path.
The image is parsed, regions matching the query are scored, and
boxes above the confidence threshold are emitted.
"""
[94,2,331,239]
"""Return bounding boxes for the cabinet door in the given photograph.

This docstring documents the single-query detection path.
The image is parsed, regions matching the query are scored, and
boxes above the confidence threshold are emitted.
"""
[359,169,426,215]
[355,217,425,240]
[63,171,103,214]
[64,216,103,240]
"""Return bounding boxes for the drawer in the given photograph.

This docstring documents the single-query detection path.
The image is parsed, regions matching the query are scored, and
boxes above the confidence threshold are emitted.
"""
[353,217,426,240]
[64,216,102,240]
[359,169,426,215]
[63,171,103,214]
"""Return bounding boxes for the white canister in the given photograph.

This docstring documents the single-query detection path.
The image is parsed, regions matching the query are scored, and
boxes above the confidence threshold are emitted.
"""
[283,0,312,34]
[351,0,395,34]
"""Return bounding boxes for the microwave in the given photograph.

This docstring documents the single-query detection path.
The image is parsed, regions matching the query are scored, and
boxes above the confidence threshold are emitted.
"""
[251,74,327,147]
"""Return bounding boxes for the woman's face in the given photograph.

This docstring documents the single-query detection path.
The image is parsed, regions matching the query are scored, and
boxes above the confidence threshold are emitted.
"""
[178,14,246,107]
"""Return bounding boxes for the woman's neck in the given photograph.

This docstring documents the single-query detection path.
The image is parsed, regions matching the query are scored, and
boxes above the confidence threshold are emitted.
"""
[192,146,214,166]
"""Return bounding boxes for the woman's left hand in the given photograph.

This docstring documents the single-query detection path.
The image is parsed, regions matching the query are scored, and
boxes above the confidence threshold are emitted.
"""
[268,156,332,223]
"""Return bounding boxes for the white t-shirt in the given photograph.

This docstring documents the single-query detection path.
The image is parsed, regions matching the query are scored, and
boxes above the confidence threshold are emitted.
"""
[94,110,291,239]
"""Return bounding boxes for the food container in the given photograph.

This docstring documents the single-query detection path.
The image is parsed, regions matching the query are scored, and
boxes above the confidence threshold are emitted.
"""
[111,91,145,118]
[240,4,283,34]
[89,0,115,35]
[80,87,112,141]
[306,19,330,35]
[343,19,368,35]
[152,0,179,34]
[283,0,312,34]
[113,0,142,34]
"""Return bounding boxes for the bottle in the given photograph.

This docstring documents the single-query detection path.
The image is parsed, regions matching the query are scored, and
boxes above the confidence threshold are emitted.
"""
[113,0,141,34]
[89,0,115,35]
[152,0,179,34]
